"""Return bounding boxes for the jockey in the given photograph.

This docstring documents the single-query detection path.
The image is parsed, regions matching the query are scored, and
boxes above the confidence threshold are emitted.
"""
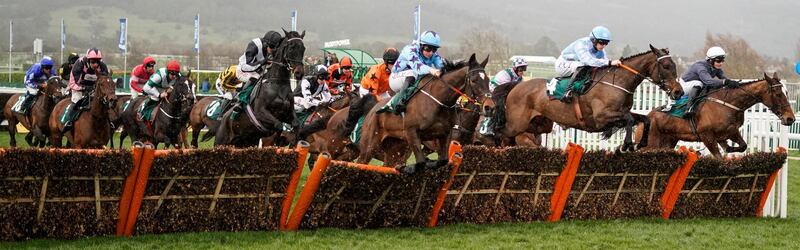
[293,65,332,113]
[327,56,354,95]
[555,26,621,101]
[233,31,283,112]
[139,60,182,120]
[359,48,399,99]
[58,53,79,80]
[215,65,242,113]
[678,46,740,117]
[489,57,527,131]
[490,58,527,93]
[64,48,109,131]
[129,56,156,99]
[379,30,445,114]
[341,48,400,136]
[19,57,56,114]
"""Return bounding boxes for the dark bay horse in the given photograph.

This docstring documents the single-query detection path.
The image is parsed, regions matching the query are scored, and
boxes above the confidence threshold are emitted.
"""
[637,73,795,158]
[119,75,196,148]
[501,45,684,151]
[109,95,131,148]
[3,77,68,147]
[356,54,493,167]
[48,75,119,148]
[215,29,306,147]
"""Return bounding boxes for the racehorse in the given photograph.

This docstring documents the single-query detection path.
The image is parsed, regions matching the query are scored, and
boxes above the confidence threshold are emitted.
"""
[356,54,493,167]
[3,76,68,147]
[109,95,131,148]
[119,75,196,148]
[500,45,684,151]
[215,29,306,147]
[188,96,222,148]
[48,74,119,148]
[636,73,795,158]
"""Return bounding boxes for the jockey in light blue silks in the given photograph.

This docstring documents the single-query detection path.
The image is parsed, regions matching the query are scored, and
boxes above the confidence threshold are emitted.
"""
[18,57,56,114]
[553,26,622,102]
[378,30,445,115]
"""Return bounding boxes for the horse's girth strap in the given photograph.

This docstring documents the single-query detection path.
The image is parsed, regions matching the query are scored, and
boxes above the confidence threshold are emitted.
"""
[573,98,585,125]
[707,97,742,111]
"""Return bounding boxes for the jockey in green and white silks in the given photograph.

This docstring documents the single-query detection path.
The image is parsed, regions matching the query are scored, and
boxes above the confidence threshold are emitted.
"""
[139,61,182,120]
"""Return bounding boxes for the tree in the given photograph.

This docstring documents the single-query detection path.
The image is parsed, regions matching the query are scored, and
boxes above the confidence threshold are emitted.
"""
[695,33,765,79]
[621,45,636,57]
[456,27,509,72]
[531,36,560,57]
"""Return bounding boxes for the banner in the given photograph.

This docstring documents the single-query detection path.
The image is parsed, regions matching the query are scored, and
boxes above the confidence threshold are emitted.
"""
[193,14,200,52]
[413,5,420,41]
[118,18,127,52]
[60,19,66,49]
[291,10,298,31]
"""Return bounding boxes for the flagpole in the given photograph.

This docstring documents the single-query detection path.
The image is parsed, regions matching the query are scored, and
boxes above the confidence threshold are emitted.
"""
[8,20,12,83]
[60,19,64,66]
[195,14,200,84]
[123,18,128,89]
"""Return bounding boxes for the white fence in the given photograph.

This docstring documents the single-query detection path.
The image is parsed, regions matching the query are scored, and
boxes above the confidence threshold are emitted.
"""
[540,80,794,218]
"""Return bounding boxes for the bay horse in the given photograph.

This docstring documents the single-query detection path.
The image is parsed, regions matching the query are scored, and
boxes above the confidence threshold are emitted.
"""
[356,54,493,167]
[3,76,68,147]
[119,75,196,149]
[500,45,684,151]
[188,96,222,148]
[215,29,306,147]
[109,94,131,148]
[48,74,119,148]
[636,73,795,158]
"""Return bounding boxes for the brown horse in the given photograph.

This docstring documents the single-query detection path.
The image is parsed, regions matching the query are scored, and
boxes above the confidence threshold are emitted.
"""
[637,73,795,158]
[215,29,306,147]
[48,75,119,148]
[109,94,131,148]
[188,96,221,148]
[356,54,493,167]
[3,77,68,147]
[118,75,196,149]
[501,45,684,151]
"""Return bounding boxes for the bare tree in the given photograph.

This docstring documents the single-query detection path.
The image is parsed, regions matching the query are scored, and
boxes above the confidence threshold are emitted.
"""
[456,27,509,72]
[695,33,765,79]
[531,36,560,57]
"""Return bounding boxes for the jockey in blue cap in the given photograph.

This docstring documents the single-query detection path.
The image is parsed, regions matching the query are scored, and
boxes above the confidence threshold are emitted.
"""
[17,57,55,114]
[554,26,621,102]
[378,30,445,114]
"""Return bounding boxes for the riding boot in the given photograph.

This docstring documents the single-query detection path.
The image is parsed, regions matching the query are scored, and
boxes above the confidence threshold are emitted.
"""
[61,103,77,132]
[683,97,698,118]
[379,76,417,114]
[18,93,36,115]
[139,99,157,121]
[233,78,258,113]
[561,66,591,103]
[341,95,366,136]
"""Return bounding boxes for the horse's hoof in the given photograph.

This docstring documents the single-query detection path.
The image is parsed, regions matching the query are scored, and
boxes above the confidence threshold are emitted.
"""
[398,165,417,174]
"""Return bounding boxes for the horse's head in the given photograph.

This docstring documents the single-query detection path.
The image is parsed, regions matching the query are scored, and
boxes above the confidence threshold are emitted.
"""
[169,74,197,120]
[44,76,67,99]
[465,54,494,116]
[280,28,307,79]
[759,72,795,126]
[647,44,683,100]
[94,73,119,119]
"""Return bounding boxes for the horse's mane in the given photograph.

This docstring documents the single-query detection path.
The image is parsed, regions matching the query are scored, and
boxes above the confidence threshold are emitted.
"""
[620,50,655,61]
[740,78,765,86]
[441,59,468,75]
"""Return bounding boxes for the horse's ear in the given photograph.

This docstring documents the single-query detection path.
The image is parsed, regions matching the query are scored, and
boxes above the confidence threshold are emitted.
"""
[649,44,659,54]
[187,69,193,78]
[300,30,306,38]
[772,72,780,81]
[664,47,670,54]
[468,53,477,66]
[480,55,490,68]
[108,69,114,76]
[282,28,289,36]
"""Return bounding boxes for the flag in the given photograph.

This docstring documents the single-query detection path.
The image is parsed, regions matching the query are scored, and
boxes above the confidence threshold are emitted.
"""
[193,14,200,52]
[60,19,66,49]
[118,18,127,52]
[413,5,421,41]
[8,20,12,50]
[291,10,297,31]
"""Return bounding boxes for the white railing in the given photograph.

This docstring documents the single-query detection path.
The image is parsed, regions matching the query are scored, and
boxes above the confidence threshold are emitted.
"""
[540,80,792,218]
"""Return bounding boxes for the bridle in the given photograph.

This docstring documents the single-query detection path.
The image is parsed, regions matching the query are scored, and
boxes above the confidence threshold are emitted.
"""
[617,52,674,93]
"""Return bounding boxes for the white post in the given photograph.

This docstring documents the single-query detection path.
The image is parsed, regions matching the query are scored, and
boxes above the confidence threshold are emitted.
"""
[123,18,128,93]
[8,19,11,83]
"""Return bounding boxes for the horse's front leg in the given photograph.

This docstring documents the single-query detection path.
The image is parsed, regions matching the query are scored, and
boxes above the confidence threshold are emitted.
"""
[630,113,650,150]
[721,132,747,153]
